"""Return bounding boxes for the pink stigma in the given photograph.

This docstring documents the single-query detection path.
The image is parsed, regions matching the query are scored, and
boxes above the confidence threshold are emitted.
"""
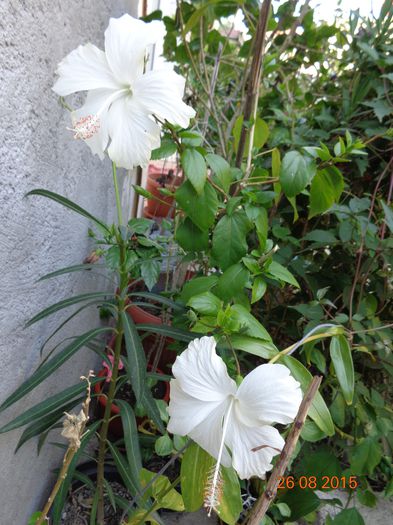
[72,115,100,140]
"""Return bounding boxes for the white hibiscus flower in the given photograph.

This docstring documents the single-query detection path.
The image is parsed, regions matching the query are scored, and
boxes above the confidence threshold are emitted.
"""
[53,14,195,169]
[167,337,302,485]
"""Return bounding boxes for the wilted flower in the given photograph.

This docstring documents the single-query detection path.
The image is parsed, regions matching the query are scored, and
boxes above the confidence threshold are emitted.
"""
[53,14,195,168]
[61,409,88,448]
[167,337,302,483]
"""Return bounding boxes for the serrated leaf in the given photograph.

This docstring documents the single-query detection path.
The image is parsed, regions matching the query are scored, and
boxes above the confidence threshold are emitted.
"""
[251,276,267,303]
[215,263,249,302]
[279,151,315,197]
[266,260,300,287]
[212,211,251,270]
[175,218,209,252]
[175,180,218,231]
[151,139,177,160]
[181,149,207,194]
[206,153,232,194]
[309,167,344,218]
[188,291,222,316]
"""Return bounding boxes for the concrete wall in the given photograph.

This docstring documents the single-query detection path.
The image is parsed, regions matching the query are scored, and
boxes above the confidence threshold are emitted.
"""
[0,1,138,522]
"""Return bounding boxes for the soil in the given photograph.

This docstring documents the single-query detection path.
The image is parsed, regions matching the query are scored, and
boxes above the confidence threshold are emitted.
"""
[60,482,133,525]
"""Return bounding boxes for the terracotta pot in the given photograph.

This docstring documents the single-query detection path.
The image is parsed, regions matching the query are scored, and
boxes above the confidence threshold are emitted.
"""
[94,366,170,438]
[144,161,182,218]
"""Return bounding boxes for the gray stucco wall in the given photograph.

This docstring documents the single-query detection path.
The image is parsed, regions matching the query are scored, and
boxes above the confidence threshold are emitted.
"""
[0,1,137,522]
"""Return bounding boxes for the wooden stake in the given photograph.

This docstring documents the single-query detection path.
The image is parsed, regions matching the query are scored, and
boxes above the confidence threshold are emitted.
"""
[246,376,323,525]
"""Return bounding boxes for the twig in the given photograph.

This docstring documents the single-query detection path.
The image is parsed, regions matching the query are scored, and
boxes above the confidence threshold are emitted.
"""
[245,376,322,525]
[234,0,272,171]
[35,372,94,525]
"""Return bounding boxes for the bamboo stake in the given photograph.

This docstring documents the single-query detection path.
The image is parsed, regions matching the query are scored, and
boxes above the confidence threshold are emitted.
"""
[246,376,322,525]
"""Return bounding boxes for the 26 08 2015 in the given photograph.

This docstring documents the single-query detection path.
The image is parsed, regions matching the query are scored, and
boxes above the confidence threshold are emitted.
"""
[277,476,359,490]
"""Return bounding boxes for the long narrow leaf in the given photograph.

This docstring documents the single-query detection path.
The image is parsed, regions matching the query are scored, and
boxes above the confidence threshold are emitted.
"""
[15,397,84,451]
[0,327,111,413]
[127,292,185,312]
[26,189,110,234]
[116,400,143,494]
[26,292,113,327]
[121,312,146,402]
[38,263,111,282]
[108,442,140,495]
[330,335,355,405]
[136,324,200,342]
[0,377,104,433]
[51,422,101,525]
[141,388,165,434]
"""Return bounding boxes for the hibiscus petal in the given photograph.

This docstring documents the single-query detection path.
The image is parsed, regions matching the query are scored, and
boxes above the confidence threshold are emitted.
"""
[188,399,232,468]
[226,419,285,479]
[167,379,227,439]
[134,69,196,128]
[172,337,237,403]
[104,14,165,85]
[53,43,120,96]
[71,89,113,159]
[107,95,161,169]
[235,364,302,427]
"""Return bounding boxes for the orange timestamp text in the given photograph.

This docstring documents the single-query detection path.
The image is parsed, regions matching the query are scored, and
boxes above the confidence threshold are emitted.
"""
[278,475,359,490]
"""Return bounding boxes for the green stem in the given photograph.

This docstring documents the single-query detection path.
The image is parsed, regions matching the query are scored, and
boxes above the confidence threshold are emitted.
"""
[97,161,128,524]
[112,162,123,227]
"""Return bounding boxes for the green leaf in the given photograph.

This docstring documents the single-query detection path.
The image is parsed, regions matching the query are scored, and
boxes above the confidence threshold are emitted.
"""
[350,437,382,476]
[136,323,200,342]
[330,336,354,404]
[230,304,271,341]
[206,153,232,194]
[0,328,111,413]
[300,420,327,442]
[282,356,335,435]
[267,260,300,287]
[15,396,84,450]
[279,487,320,521]
[363,98,392,122]
[151,138,177,159]
[28,512,44,525]
[303,230,337,243]
[212,211,251,270]
[309,167,344,218]
[188,291,222,316]
[140,259,161,291]
[26,189,110,234]
[38,263,106,281]
[155,434,173,456]
[121,312,147,402]
[181,148,207,194]
[140,468,184,511]
[215,263,249,302]
[117,400,143,493]
[217,466,242,525]
[329,508,365,525]
[229,335,278,359]
[1,378,102,433]
[108,442,140,495]
[279,151,315,198]
[181,441,214,511]
[175,218,209,252]
[180,275,219,304]
[26,292,113,327]
[381,200,393,233]
[357,41,379,61]
[175,180,218,231]
[141,387,165,434]
[252,276,267,303]
[233,116,269,155]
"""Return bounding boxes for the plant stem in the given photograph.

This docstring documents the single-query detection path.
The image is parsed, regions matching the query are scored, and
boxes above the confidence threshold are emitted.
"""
[245,376,322,525]
[97,163,128,524]
[112,162,123,227]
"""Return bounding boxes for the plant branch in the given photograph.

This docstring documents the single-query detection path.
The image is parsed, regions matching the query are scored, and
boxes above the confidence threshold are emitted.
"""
[245,376,322,525]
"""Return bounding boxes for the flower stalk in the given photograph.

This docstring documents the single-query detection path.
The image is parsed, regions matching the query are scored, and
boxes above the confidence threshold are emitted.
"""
[96,162,128,524]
